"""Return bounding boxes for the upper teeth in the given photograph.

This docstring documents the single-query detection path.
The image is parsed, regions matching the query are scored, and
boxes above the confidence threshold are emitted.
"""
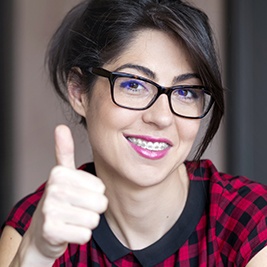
[128,137,169,151]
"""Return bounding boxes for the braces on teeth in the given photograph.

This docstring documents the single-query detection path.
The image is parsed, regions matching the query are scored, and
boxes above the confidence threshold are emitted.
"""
[128,137,169,151]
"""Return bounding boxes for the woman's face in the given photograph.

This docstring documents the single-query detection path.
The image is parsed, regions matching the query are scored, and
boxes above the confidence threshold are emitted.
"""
[71,29,201,187]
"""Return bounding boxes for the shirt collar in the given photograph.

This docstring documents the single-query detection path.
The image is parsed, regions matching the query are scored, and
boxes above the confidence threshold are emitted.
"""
[92,179,208,266]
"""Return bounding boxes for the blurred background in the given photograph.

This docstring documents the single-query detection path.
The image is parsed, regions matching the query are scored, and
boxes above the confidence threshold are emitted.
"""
[1,0,267,224]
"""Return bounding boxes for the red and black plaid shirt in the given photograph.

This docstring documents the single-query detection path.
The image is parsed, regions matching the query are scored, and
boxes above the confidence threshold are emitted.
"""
[2,160,267,266]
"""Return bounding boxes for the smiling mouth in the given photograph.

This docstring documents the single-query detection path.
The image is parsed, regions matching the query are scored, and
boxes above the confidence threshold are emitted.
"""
[127,137,170,151]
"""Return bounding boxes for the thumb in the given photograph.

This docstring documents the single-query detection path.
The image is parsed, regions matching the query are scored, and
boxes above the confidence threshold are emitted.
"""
[54,125,76,169]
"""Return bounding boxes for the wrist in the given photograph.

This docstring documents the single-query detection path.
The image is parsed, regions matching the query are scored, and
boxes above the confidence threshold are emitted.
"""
[10,233,55,267]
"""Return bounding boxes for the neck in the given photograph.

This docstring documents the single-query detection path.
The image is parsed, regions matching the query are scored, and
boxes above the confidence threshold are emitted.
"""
[101,164,189,250]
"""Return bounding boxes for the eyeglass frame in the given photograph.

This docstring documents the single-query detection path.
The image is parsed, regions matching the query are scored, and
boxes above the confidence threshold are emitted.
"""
[88,67,214,119]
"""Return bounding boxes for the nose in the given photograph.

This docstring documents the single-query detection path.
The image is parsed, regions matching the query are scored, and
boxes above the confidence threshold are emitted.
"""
[142,94,174,128]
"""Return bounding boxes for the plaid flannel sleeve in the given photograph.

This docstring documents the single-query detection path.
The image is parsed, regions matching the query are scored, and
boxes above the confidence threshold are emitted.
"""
[1,183,46,236]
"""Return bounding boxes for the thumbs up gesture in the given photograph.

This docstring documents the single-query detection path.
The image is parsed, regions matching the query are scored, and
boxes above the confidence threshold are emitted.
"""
[20,125,108,264]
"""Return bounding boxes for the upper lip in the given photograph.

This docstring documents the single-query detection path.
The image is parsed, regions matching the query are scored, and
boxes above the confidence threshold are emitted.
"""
[124,134,173,146]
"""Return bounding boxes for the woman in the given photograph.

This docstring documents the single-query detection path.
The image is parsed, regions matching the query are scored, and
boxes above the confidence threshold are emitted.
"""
[1,0,267,266]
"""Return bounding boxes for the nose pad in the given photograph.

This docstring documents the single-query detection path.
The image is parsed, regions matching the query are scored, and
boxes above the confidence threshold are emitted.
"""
[142,94,174,128]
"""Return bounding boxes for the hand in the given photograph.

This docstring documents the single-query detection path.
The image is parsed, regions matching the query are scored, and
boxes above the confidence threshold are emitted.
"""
[22,125,108,263]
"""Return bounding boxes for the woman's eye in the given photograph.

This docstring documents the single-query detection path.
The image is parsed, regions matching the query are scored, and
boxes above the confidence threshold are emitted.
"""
[172,88,203,104]
[176,89,197,99]
[119,79,146,93]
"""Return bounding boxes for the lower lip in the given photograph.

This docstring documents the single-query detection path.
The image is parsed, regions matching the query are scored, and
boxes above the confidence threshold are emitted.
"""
[128,141,170,160]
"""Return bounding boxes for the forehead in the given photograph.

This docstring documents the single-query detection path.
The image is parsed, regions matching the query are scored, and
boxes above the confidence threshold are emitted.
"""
[104,29,195,80]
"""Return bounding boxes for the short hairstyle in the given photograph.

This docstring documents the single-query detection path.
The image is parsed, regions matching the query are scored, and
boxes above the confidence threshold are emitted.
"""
[46,0,224,160]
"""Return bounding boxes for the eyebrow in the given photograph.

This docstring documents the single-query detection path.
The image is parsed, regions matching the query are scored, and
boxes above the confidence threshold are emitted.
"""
[115,64,155,79]
[173,73,201,84]
[114,63,201,84]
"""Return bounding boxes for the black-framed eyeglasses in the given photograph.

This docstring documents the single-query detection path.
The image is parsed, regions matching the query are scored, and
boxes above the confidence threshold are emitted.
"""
[89,67,214,119]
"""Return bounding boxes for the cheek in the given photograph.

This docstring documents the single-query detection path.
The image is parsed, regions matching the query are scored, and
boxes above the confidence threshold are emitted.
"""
[176,119,201,144]
[84,94,134,142]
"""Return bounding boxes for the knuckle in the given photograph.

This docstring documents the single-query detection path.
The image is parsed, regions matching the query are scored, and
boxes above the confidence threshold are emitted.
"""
[100,195,109,211]
[94,178,106,193]
[49,166,66,183]
[45,182,67,201]
[41,201,58,226]
[88,213,100,229]
[92,194,108,213]
[79,229,92,245]
[99,182,106,194]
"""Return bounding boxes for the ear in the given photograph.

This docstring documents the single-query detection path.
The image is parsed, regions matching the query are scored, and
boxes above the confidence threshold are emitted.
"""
[67,68,87,117]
